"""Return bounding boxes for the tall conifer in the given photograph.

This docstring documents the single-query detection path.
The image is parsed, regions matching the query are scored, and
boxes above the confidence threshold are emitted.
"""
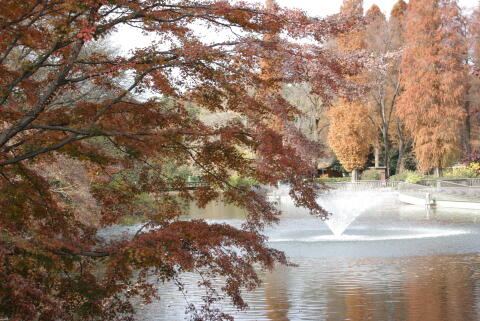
[467,3,480,151]
[397,0,467,174]
[329,0,375,180]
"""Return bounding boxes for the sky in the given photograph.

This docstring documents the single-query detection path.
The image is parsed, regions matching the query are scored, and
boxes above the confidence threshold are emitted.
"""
[258,0,478,16]
[111,0,479,54]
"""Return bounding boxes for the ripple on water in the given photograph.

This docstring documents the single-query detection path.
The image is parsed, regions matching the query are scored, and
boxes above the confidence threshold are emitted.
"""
[269,226,471,243]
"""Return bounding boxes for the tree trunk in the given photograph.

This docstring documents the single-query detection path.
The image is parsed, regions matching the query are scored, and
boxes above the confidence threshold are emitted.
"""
[463,100,472,155]
[351,169,359,182]
[374,146,380,168]
[382,131,390,178]
[379,92,392,177]
[395,121,406,174]
[396,144,405,174]
[434,166,443,177]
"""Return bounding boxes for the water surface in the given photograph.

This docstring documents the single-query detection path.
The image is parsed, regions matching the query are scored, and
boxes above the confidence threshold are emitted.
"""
[131,192,480,321]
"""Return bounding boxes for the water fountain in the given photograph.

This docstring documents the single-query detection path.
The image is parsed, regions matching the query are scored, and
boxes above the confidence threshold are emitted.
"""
[317,190,391,236]
[268,184,396,237]
[263,184,472,245]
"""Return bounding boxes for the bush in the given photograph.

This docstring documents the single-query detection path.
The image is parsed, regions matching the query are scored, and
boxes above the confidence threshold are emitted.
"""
[405,171,425,184]
[444,163,480,178]
[463,152,480,164]
[472,162,480,175]
[330,159,348,174]
[361,169,380,180]
[388,170,414,182]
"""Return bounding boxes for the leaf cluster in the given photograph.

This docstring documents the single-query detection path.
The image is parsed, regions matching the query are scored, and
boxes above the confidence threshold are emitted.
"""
[0,0,353,320]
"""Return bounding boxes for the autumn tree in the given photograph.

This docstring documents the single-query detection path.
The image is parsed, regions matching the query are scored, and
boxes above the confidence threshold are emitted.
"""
[473,3,480,66]
[262,0,358,171]
[388,0,413,174]
[258,0,284,133]
[281,80,344,173]
[340,0,364,19]
[390,0,408,49]
[328,0,378,180]
[363,2,407,176]
[397,0,467,175]
[364,5,391,172]
[466,2,480,152]
[0,0,354,320]
[337,0,365,52]
[328,99,376,180]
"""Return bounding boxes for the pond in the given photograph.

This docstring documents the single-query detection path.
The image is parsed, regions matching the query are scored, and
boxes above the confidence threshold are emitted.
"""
[110,191,480,321]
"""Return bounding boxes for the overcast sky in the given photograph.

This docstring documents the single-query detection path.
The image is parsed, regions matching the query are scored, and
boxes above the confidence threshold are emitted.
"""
[111,0,479,53]
[256,0,478,16]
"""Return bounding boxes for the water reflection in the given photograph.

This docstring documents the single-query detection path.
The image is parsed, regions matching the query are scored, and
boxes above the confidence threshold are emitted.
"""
[264,269,290,321]
[134,195,480,321]
[138,254,480,321]
[404,256,475,321]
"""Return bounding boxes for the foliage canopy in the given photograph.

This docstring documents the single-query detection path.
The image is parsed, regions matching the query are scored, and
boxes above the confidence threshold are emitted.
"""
[0,0,357,320]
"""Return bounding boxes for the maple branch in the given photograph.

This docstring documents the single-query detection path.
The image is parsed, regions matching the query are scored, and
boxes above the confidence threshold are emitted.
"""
[0,2,347,319]
[0,127,155,167]
[1,140,26,154]
[104,136,176,184]
[0,1,43,30]
[0,135,83,166]
[0,9,46,64]
[0,170,53,210]
[0,11,84,101]
[0,43,61,105]
[25,125,93,136]
[0,38,86,149]
[177,142,246,192]
[52,249,111,258]
[90,66,164,124]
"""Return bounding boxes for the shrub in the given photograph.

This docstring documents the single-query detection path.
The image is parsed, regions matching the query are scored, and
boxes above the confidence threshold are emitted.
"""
[463,152,480,164]
[471,162,480,175]
[361,169,381,180]
[444,163,480,178]
[388,170,414,182]
[405,172,425,184]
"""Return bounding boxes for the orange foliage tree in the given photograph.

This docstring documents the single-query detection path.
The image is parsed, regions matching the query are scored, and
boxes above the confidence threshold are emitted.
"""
[337,0,365,52]
[467,3,480,152]
[397,0,467,175]
[0,0,354,320]
[328,99,375,175]
[364,5,390,172]
[329,0,377,179]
